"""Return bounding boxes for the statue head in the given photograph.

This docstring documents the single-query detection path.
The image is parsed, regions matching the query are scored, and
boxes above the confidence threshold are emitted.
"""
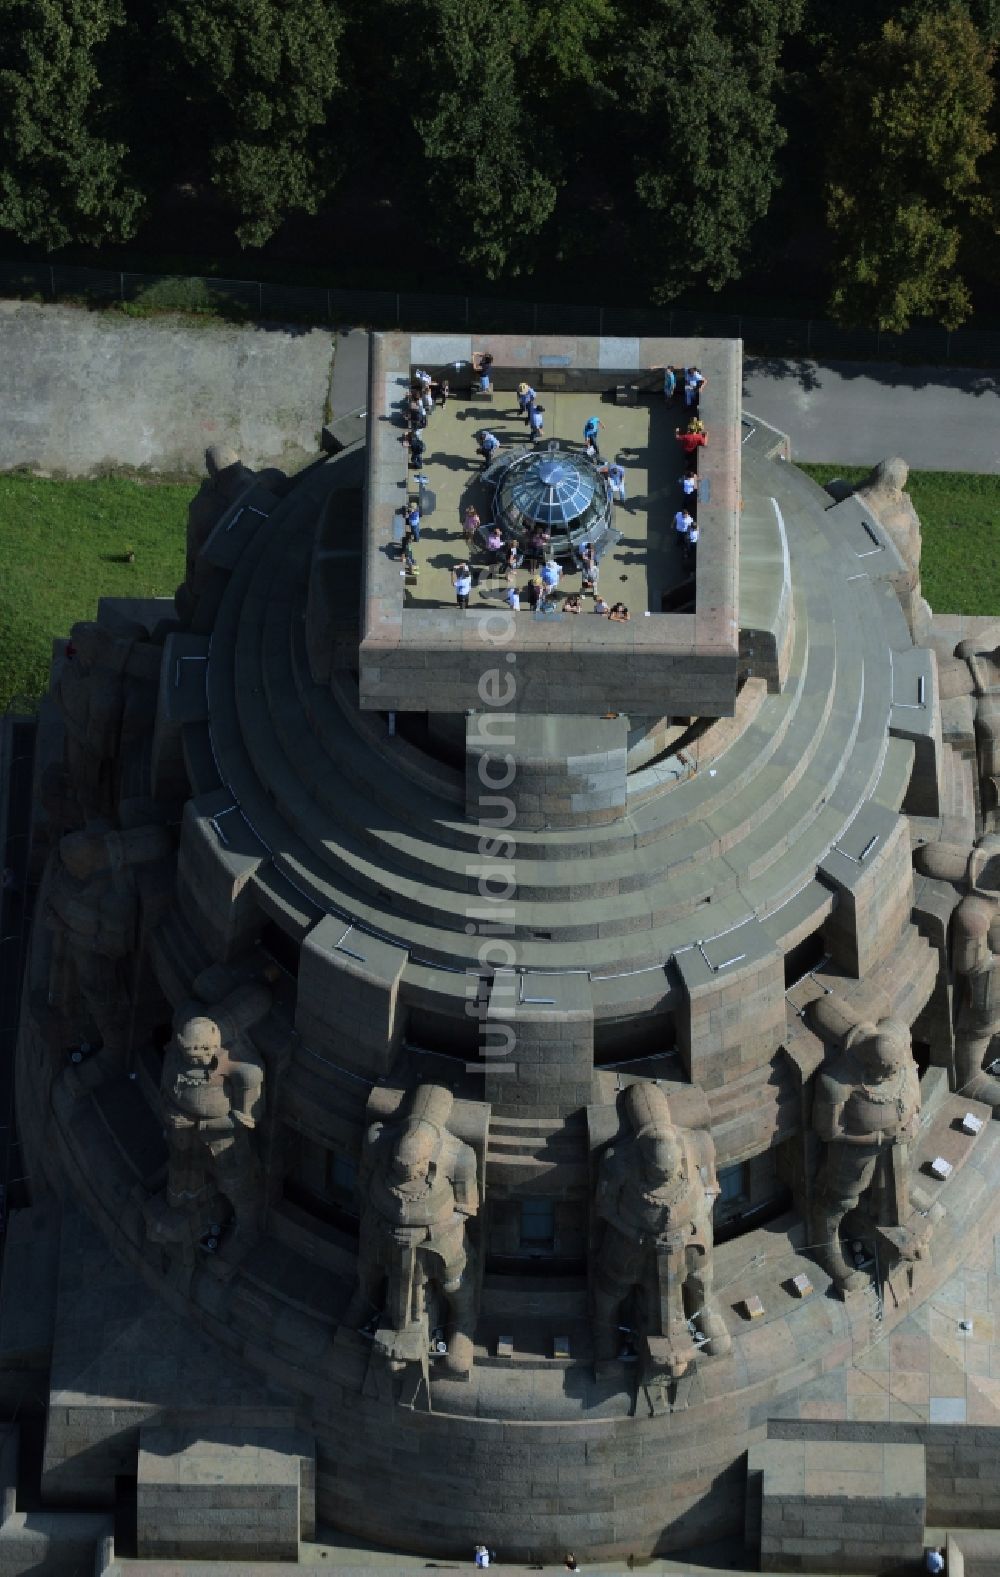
[850,1018,911,1081]
[639,1129,684,1185]
[392,1118,439,1184]
[861,457,909,501]
[954,895,994,974]
[175,1015,222,1068]
[59,828,109,880]
[205,444,240,480]
[68,621,113,672]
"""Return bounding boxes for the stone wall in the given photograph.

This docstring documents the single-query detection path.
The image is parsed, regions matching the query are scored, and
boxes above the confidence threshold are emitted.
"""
[754,1435,925,1573]
[769,1417,1000,1529]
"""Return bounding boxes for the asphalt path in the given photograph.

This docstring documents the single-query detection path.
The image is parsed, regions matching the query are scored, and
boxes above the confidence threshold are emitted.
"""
[743,356,1000,473]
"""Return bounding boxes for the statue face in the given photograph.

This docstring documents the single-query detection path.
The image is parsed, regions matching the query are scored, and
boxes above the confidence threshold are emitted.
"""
[640,1133,682,1184]
[176,1016,221,1067]
[69,621,110,671]
[59,831,105,880]
[392,1121,436,1183]
[862,1023,908,1081]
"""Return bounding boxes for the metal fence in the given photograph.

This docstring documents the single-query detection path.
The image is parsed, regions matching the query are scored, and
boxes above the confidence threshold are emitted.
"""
[4,258,1000,364]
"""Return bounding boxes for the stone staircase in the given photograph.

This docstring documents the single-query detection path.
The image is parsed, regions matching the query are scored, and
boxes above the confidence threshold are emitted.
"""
[185,445,915,995]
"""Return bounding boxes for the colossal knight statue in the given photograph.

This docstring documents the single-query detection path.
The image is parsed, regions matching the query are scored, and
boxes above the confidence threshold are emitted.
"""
[811,1018,922,1293]
[345,1084,479,1378]
[592,1083,730,1382]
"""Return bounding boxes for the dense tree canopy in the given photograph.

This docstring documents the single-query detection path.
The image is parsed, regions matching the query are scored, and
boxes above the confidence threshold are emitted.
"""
[822,6,995,331]
[610,0,803,298]
[0,0,143,249]
[159,0,344,247]
[1,0,1000,329]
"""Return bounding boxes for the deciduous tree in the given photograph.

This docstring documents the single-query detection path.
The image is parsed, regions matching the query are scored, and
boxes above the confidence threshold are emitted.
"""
[822,5,995,331]
[160,0,344,248]
[0,0,143,250]
[609,0,803,298]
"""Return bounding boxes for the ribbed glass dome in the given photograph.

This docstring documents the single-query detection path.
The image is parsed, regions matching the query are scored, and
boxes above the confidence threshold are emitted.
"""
[506,454,596,527]
[495,446,612,550]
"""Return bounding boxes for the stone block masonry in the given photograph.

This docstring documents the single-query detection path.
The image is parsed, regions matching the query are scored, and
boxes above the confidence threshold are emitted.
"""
[756,1435,925,1573]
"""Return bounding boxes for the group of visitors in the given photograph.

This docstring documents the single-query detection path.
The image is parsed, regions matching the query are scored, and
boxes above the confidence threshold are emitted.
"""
[661,364,707,407]
[667,368,706,561]
[515,381,546,442]
[407,352,705,612]
[401,366,450,469]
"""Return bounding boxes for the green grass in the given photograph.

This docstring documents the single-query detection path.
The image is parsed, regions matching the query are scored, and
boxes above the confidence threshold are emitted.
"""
[0,473,189,712]
[797,464,1000,617]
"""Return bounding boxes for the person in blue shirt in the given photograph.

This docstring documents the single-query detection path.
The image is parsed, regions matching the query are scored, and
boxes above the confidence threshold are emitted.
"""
[662,365,677,401]
[541,558,561,591]
[529,405,544,441]
[405,504,421,542]
[583,416,603,455]
[479,430,499,465]
[602,460,626,503]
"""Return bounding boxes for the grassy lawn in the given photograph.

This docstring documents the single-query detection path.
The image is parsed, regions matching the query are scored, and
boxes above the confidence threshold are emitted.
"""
[797,464,1000,618]
[0,474,189,712]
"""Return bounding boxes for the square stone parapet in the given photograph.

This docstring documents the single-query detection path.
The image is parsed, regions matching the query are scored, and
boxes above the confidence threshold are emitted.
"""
[360,332,740,716]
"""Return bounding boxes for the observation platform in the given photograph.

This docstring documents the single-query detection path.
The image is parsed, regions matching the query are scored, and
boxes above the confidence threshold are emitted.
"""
[401,391,688,617]
[361,332,741,717]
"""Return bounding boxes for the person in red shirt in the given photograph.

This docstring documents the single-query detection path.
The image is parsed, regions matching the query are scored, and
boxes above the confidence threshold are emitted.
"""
[675,426,708,460]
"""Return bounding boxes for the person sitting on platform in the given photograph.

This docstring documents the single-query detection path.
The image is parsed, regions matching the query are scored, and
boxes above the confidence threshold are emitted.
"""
[563,594,582,614]
[609,602,630,621]
[593,594,610,614]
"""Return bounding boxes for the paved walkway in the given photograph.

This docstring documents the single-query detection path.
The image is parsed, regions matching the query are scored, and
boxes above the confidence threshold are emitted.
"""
[743,355,1000,472]
[0,302,336,477]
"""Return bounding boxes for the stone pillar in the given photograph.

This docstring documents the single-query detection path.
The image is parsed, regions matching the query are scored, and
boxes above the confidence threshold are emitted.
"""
[465,713,628,830]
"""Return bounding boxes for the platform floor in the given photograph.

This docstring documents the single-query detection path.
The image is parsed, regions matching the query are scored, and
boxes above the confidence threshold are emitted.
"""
[399,390,696,615]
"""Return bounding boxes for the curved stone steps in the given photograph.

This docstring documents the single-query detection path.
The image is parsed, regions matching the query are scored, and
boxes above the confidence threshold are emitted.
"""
[268,550,855,930]
[198,442,907,975]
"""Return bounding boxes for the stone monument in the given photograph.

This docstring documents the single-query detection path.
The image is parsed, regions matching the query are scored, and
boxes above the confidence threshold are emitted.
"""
[6,335,1000,1570]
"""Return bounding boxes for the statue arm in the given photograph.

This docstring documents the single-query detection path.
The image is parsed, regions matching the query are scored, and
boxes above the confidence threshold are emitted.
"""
[451,1143,479,1217]
[816,1081,886,1146]
[227,1055,265,1126]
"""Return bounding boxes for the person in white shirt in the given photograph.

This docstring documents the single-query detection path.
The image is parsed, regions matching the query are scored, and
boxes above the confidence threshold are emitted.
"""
[674,508,694,537]
[452,563,473,609]
[682,468,698,497]
[506,585,521,612]
[684,366,706,407]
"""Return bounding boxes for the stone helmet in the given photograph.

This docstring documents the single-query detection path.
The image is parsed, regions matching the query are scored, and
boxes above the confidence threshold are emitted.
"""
[68,620,113,669]
[392,1119,439,1182]
[847,1018,911,1079]
[954,895,994,976]
[175,1015,222,1063]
